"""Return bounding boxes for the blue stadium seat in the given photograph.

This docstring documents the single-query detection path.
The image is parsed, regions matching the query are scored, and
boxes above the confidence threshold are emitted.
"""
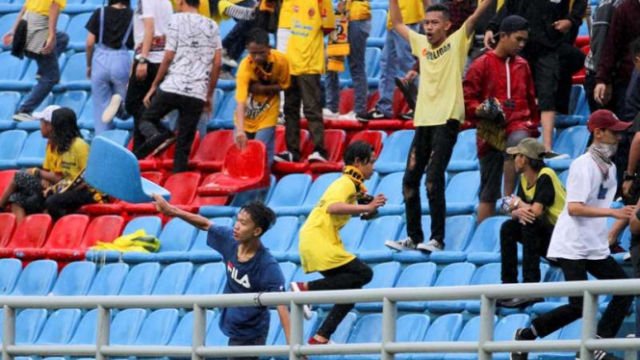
[569,85,590,119]
[440,171,480,215]
[86,263,129,295]
[109,308,148,345]
[365,47,382,87]
[35,308,82,345]
[0,91,21,130]
[67,309,98,345]
[290,265,323,289]
[132,309,180,346]
[411,314,464,360]
[0,308,47,344]
[340,217,367,253]
[394,314,432,360]
[374,130,413,174]
[269,174,313,214]
[426,262,476,313]
[530,267,568,315]
[558,169,569,187]
[340,313,383,359]
[77,95,94,130]
[273,173,337,216]
[122,218,198,263]
[279,261,297,284]
[56,90,88,115]
[166,310,215,349]
[272,311,320,359]
[86,215,163,262]
[66,12,92,50]
[367,9,387,47]
[205,311,229,346]
[494,314,532,360]
[0,258,21,295]
[0,129,27,169]
[356,215,402,262]
[16,130,47,168]
[306,312,360,360]
[443,316,492,360]
[118,262,161,296]
[356,261,401,311]
[0,52,28,90]
[396,262,437,311]
[151,262,193,295]
[0,13,21,48]
[534,320,582,360]
[50,260,96,296]
[98,129,130,147]
[264,216,299,261]
[464,263,502,313]
[448,129,479,171]
[59,52,91,90]
[465,216,509,265]
[546,126,590,170]
[365,171,380,193]
[10,259,57,295]
[187,218,232,263]
[373,172,404,215]
[208,91,236,129]
[184,262,226,295]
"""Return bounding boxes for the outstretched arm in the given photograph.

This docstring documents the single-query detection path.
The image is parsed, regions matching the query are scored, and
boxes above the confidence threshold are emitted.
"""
[389,0,410,42]
[465,0,496,37]
[152,194,212,230]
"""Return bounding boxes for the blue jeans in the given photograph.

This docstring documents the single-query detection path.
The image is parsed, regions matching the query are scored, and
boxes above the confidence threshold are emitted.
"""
[247,126,275,170]
[325,20,371,114]
[376,24,419,117]
[91,46,131,135]
[20,32,69,114]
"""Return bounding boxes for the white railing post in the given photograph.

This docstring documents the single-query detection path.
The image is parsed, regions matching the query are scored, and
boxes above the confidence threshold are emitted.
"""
[289,300,303,360]
[478,294,495,360]
[96,305,110,360]
[192,304,206,360]
[580,291,598,360]
[2,305,14,360]
[381,297,397,360]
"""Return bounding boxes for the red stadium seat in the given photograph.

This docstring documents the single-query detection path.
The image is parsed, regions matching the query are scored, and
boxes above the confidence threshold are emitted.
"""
[124,171,202,214]
[311,130,384,174]
[160,133,201,170]
[47,215,125,261]
[139,132,201,171]
[0,170,16,200]
[338,88,355,114]
[189,130,234,172]
[0,214,52,258]
[198,141,270,196]
[0,213,16,247]
[141,171,165,185]
[14,214,90,260]
[272,126,313,174]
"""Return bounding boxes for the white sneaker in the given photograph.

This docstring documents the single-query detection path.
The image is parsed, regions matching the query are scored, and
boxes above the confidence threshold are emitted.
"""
[323,108,339,120]
[221,49,238,68]
[385,237,417,251]
[12,112,34,122]
[308,151,328,162]
[102,94,122,123]
[338,111,358,121]
[624,252,631,261]
[417,239,444,253]
[277,113,285,125]
[274,151,295,163]
[290,282,313,320]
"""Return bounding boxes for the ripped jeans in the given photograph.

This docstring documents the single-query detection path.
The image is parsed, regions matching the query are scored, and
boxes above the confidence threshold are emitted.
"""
[403,120,459,244]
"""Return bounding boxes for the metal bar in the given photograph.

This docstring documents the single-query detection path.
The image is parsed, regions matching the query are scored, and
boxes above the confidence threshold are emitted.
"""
[192,304,205,360]
[6,345,96,356]
[581,291,598,360]
[196,344,290,357]
[101,345,193,357]
[381,297,396,360]
[289,300,302,360]
[96,305,109,360]
[478,294,495,360]
[2,306,14,360]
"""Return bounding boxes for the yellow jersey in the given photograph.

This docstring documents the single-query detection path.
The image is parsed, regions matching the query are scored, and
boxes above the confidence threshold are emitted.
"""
[286,0,335,75]
[43,137,88,180]
[26,0,66,16]
[386,0,424,29]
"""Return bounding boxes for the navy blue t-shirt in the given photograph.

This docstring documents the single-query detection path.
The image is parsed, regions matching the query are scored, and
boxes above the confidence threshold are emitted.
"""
[207,225,285,340]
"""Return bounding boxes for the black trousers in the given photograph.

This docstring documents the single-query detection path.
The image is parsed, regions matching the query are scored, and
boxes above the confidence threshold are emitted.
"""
[500,218,553,284]
[124,60,160,151]
[308,258,373,339]
[45,187,96,220]
[137,89,204,173]
[531,257,632,338]
[227,335,266,360]
[403,121,459,244]
[283,74,325,160]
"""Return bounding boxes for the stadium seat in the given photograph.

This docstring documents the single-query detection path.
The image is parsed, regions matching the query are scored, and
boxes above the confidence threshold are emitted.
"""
[367,9,387,47]
[272,312,320,359]
[426,262,476,313]
[86,262,129,296]
[10,259,57,296]
[546,126,590,170]
[122,218,198,263]
[34,309,82,345]
[132,309,179,346]
[279,261,297,284]
[49,215,125,261]
[338,88,356,115]
[309,130,386,173]
[0,169,16,197]
[448,129,479,171]
[273,172,341,216]
[465,216,510,265]
[365,48,383,86]
[0,308,48,345]
[15,131,47,168]
[437,171,480,215]
[374,130,413,174]
[0,214,52,258]
[374,172,404,215]
[263,216,299,261]
[109,308,148,345]
[59,52,91,90]
[0,213,16,247]
[0,14,21,48]
[0,52,28,90]
[443,316,495,360]
[138,132,201,171]
[411,314,464,360]
[118,262,161,296]
[66,309,99,345]
[185,230,223,264]
[189,129,234,172]
[198,141,270,196]
[0,91,21,130]
[308,129,348,174]
[205,312,229,346]
[124,171,202,215]
[66,12,92,51]
[184,262,226,295]
[50,261,96,296]
[77,95,94,130]
[494,314,532,360]
[87,214,163,262]
[395,262,437,311]
[271,126,311,174]
[98,129,131,147]
[0,129,28,169]
[0,258,21,295]
[14,214,90,260]
[356,215,402,262]
[151,262,193,295]
[55,90,88,117]
[166,310,215,348]
[307,312,357,360]
[268,174,313,214]
[208,90,236,129]
[464,263,502,313]
[340,217,368,253]
[356,261,401,311]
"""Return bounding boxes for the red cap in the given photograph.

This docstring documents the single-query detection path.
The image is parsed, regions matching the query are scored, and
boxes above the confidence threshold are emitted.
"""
[587,110,631,132]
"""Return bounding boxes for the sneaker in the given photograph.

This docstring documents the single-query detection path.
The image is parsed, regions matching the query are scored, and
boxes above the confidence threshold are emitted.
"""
[290,282,313,320]
[399,110,414,121]
[384,237,418,251]
[364,110,388,121]
[12,112,34,122]
[102,94,122,123]
[609,242,626,254]
[323,108,340,120]
[510,328,530,360]
[356,112,370,122]
[308,151,328,162]
[274,151,295,163]
[221,49,238,68]
[576,350,620,360]
[277,113,285,125]
[417,239,444,253]
[338,111,358,121]
[149,135,176,157]
[308,336,332,345]
[133,132,174,159]
[624,252,631,261]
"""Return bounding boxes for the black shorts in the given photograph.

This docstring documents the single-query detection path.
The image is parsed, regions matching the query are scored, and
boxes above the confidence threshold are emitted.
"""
[526,49,560,112]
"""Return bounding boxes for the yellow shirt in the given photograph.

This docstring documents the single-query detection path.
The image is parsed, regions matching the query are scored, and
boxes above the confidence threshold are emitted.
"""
[410,24,473,126]
[278,0,293,29]
[520,167,566,226]
[43,137,88,180]
[235,50,291,133]
[348,0,371,21]
[299,176,357,273]
[26,0,66,16]
[386,0,424,29]
[286,0,335,75]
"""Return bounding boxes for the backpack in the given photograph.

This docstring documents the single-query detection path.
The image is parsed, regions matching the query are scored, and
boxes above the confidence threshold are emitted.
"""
[584,0,623,72]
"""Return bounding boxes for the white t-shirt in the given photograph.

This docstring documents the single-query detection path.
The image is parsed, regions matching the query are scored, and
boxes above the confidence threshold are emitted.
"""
[159,13,222,101]
[133,0,173,64]
[547,153,617,260]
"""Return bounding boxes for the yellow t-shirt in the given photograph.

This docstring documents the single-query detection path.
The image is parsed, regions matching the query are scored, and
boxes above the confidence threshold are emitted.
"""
[299,176,357,273]
[43,137,88,180]
[26,0,66,16]
[278,0,293,29]
[235,50,291,133]
[520,167,567,226]
[409,24,473,126]
[349,0,371,21]
[386,0,424,29]
[286,0,335,75]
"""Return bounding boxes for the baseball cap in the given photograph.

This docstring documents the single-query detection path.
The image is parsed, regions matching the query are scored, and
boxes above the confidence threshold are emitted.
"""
[506,138,557,160]
[32,105,62,123]
[587,109,631,132]
[499,15,529,33]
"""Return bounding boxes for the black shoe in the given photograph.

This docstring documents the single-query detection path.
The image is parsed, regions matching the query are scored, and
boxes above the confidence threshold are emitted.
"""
[500,297,544,309]
[399,110,414,121]
[510,328,530,360]
[394,77,417,110]
[134,132,174,159]
[576,350,621,360]
[274,151,298,163]
[364,110,389,121]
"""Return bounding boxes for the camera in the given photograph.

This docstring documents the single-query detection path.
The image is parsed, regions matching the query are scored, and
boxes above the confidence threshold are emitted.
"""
[357,193,378,220]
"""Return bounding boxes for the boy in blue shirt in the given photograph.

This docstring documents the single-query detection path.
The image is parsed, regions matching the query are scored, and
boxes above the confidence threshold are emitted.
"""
[153,194,290,359]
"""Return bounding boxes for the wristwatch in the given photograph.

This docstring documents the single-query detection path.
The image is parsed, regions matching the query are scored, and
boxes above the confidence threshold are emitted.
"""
[623,171,637,181]
[135,54,148,64]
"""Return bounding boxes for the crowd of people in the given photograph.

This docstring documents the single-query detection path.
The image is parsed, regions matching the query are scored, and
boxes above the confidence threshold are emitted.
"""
[2,0,640,358]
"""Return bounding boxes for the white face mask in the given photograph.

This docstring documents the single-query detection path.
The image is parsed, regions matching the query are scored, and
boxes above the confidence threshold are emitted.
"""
[593,142,618,159]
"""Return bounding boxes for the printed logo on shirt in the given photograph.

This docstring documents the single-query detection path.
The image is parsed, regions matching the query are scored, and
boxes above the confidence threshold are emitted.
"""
[227,261,251,289]
[293,5,299,12]
[424,42,451,61]
[308,7,315,18]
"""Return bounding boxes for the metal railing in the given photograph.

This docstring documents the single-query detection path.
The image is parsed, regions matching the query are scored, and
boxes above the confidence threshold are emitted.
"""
[2,279,640,360]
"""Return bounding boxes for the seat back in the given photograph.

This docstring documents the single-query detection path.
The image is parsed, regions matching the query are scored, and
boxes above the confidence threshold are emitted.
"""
[397,314,430,342]
[469,263,502,286]
[151,262,193,295]
[189,217,233,252]
[66,13,91,49]
[373,172,404,206]
[446,171,480,203]
[443,215,476,251]
[365,47,382,78]
[450,129,478,162]
[423,313,464,343]
[223,141,268,179]
[185,262,226,295]
[553,126,589,159]
[87,263,129,296]
[0,308,48,344]
[98,130,131,147]
[374,130,413,173]
[35,309,82,344]
[0,92,21,122]
[0,213,16,247]
[81,215,126,249]
[16,130,48,167]
[60,52,88,83]
[358,216,403,251]
[267,174,312,207]
[369,9,387,38]
[134,309,179,345]
[0,52,27,80]
[322,129,347,162]
[168,310,215,346]
[0,170,17,197]
[465,216,509,253]
[11,259,57,295]
[192,129,234,166]
[0,129,28,163]
[68,309,98,345]
[349,130,386,156]
[157,218,198,252]
[51,261,96,296]
[303,172,341,207]
[262,216,298,252]
[119,262,161,296]
[44,214,90,251]
[122,215,163,237]
[9,214,52,250]
[396,262,437,288]
[55,90,88,115]
[363,261,401,289]
[110,308,147,345]
[0,258,21,295]
[274,126,310,154]
[347,313,383,343]
[339,217,367,251]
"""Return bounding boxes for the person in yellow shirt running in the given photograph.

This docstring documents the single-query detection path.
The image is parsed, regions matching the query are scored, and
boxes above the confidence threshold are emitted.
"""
[292,141,387,345]
[234,28,291,169]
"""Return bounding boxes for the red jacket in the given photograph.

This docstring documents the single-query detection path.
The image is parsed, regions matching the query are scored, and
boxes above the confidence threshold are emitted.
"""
[464,50,540,156]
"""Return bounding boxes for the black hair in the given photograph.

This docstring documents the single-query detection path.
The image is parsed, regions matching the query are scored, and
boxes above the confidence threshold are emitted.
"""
[426,4,451,20]
[108,0,130,7]
[527,158,546,172]
[185,0,200,8]
[631,37,640,57]
[246,27,270,47]
[50,107,82,154]
[240,201,276,235]
[344,141,374,165]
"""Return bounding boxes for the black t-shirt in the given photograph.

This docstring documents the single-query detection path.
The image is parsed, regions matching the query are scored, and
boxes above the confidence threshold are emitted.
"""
[85,7,135,50]
[516,173,555,208]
